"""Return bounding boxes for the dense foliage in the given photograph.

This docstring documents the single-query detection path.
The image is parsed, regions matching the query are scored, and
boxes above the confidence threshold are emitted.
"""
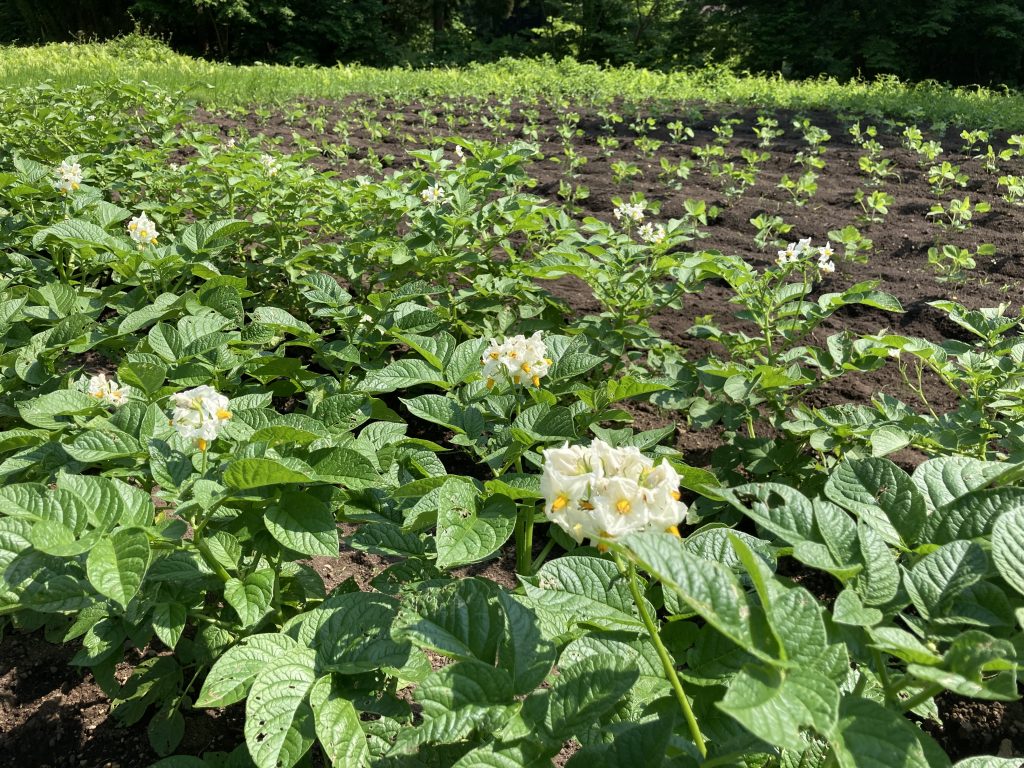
[1,75,1023,767]
[4,1,1024,86]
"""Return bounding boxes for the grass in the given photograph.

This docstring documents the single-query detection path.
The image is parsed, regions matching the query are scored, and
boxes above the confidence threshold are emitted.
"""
[3,35,1024,129]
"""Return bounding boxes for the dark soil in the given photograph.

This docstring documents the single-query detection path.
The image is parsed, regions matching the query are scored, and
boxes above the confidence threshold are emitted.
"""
[5,96,1024,765]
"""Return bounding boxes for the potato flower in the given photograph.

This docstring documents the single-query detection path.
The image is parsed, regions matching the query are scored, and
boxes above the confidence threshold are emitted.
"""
[259,154,280,176]
[127,212,159,249]
[613,201,645,223]
[86,373,130,407]
[776,237,813,266]
[817,241,836,273]
[541,439,685,545]
[421,184,447,205]
[53,160,83,195]
[481,331,551,389]
[168,385,232,452]
[638,222,666,244]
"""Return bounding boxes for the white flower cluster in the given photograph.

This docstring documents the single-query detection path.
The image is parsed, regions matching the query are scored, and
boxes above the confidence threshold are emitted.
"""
[421,184,447,205]
[127,212,159,248]
[259,154,280,176]
[481,331,551,389]
[817,241,836,273]
[53,161,83,195]
[541,439,685,544]
[613,201,645,223]
[168,385,232,451]
[638,222,666,244]
[86,373,130,407]
[775,238,835,273]
[454,144,465,161]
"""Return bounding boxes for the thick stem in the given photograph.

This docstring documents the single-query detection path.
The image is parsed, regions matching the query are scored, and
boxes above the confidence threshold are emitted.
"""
[622,558,707,758]
[899,683,944,713]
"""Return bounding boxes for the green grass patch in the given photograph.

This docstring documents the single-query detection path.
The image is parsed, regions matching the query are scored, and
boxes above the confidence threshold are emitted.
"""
[3,36,1024,129]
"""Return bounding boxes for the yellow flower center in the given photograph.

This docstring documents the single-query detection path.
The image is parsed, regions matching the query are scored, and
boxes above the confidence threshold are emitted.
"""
[216,409,232,420]
[616,499,631,515]
[532,375,541,387]
[521,362,531,373]
[198,438,208,452]
[551,494,569,512]
[671,490,681,501]
[665,525,681,537]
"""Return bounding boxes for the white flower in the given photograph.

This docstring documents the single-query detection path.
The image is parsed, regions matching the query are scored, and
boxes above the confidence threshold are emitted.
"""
[481,331,552,389]
[127,212,159,248]
[421,184,447,205]
[613,201,645,223]
[819,241,834,259]
[454,144,464,160]
[817,257,836,274]
[888,347,902,359]
[638,222,667,244]
[85,115,96,122]
[53,161,83,195]
[168,385,232,451]
[258,154,279,176]
[541,439,685,545]
[87,373,130,407]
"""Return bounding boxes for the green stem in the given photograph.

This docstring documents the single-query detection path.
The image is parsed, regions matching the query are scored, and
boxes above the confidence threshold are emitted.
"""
[871,648,893,701]
[621,558,707,758]
[531,536,556,573]
[899,683,944,713]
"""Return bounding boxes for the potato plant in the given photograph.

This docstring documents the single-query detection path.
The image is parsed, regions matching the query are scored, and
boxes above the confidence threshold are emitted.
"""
[0,80,1021,768]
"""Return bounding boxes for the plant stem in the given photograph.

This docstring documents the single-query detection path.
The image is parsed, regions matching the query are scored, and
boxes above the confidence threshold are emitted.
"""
[899,683,943,713]
[621,557,707,758]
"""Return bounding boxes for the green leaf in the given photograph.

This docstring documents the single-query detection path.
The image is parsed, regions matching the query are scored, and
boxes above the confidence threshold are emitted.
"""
[825,458,926,548]
[312,592,409,674]
[309,676,370,768]
[17,389,99,429]
[148,706,185,756]
[244,646,317,768]
[223,458,312,489]
[148,322,184,362]
[311,448,381,489]
[544,653,638,736]
[832,589,883,627]
[522,555,643,634]
[923,488,1024,546]
[251,306,315,337]
[118,359,167,396]
[361,359,448,393]
[992,509,1024,598]
[394,579,503,664]
[65,429,142,462]
[619,532,761,656]
[722,483,815,545]
[225,569,275,627]
[498,591,555,695]
[833,697,951,768]
[265,491,339,558]
[196,634,297,708]
[445,338,488,385]
[905,541,988,622]
[719,664,839,751]
[152,602,187,649]
[85,528,150,608]
[436,485,516,569]
[911,456,1006,514]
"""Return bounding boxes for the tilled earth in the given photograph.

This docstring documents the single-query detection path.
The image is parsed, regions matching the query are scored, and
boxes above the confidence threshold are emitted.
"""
[4,96,1024,766]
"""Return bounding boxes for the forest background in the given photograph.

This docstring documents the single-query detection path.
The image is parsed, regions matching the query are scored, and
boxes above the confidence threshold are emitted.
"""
[4,0,1024,87]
